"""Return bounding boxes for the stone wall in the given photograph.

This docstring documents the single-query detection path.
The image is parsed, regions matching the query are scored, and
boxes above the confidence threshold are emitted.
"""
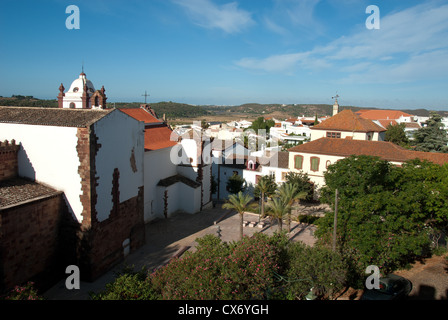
[0,140,20,182]
[0,192,66,292]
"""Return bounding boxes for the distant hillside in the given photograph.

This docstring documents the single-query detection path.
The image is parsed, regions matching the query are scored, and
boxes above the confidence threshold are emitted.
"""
[115,101,210,119]
[0,95,58,108]
[202,103,362,118]
[1,95,446,119]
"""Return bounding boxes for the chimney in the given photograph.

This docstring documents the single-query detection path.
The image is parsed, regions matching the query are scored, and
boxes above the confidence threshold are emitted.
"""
[0,140,20,182]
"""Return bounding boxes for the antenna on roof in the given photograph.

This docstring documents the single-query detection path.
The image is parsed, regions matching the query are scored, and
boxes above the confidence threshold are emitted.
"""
[332,92,340,116]
[332,91,340,104]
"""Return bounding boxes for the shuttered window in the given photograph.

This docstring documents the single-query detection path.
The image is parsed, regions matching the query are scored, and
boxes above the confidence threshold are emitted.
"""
[310,157,320,172]
[294,155,303,169]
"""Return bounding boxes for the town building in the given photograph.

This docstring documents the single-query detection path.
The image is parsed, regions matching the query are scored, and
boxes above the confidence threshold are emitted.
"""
[0,72,212,292]
[0,106,146,286]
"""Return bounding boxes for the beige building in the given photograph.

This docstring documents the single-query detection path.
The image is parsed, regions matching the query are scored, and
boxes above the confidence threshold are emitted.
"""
[310,109,386,142]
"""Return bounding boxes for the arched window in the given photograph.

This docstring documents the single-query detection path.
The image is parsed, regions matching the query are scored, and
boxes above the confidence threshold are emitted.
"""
[94,96,99,107]
[69,102,76,109]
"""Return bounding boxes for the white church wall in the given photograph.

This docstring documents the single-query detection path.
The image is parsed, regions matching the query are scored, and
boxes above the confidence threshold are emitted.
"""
[155,183,201,217]
[0,123,84,221]
[143,147,177,222]
[93,111,145,222]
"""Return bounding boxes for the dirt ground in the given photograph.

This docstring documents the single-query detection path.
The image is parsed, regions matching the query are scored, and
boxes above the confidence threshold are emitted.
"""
[337,253,448,300]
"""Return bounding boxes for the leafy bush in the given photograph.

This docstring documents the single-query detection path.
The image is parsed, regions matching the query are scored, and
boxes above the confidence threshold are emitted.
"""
[150,233,280,300]
[90,267,156,300]
[2,282,44,300]
[92,233,350,300]
[284,243,347,300]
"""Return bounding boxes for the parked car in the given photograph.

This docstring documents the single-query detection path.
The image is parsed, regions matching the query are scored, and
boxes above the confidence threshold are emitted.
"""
[361,274,413,300]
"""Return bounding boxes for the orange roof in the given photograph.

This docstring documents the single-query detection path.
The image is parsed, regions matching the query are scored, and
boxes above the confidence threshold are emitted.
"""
[288,138,448,165]
[356,109,414,120]
[119,108,177,151]
[144,125,178,151]
[120,108,161,124]
[377,119,398,129]
[312,109,386,132]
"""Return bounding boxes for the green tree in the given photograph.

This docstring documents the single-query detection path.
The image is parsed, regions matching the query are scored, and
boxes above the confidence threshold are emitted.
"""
[277,182,307,233]
[226,174,246,194]
[247,117,275,134]
[285,242,347,300]
[413,112,448,153]
[254,175,277,222]
[285,172,314,201]
[266,197,291,232]
[385,122,409,147]
[317,155,437,277]
[222,191,253,240]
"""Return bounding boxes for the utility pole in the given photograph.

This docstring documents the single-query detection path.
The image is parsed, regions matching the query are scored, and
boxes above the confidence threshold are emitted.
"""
[332,189,338,252]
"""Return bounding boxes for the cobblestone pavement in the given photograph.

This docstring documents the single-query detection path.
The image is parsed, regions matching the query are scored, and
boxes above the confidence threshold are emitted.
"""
[43,204,318,300]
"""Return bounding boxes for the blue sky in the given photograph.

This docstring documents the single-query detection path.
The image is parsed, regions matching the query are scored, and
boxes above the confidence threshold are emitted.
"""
[1,0,447,109]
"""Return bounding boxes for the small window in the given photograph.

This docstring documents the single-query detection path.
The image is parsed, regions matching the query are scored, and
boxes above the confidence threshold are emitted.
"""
[326,160,331,169]
[73,87,79,93]
[281,172,288,181]
[69,102,76,109]
[294,155,303,170]
[310,157,320,172]
[326,132,341,139]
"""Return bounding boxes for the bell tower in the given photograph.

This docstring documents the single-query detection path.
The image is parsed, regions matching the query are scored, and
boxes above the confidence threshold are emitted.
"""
[332,93,340,116]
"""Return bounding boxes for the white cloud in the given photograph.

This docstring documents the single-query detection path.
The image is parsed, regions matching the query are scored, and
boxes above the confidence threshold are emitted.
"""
[236,2,448,84]
[172,0,254,34]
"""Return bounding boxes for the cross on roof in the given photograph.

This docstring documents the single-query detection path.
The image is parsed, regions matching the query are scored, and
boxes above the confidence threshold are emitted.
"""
[142,91,150,104]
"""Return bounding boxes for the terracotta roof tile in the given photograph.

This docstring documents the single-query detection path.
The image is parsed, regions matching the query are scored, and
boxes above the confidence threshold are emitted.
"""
[144,125,178,151]
[0,178,61,208]
[157,174,201,188]
[288,138,448,165]
[356,109,414,120]
[0,106,113,127]
[120,108,161,124]
[312,109,386,132]
[120,107,178,151]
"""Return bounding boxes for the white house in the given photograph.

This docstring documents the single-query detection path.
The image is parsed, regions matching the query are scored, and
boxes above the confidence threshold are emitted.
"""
[121,106,212,222]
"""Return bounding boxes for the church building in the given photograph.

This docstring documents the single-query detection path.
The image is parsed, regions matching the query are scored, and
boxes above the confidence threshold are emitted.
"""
[0,71,213,292]
[57,71,107,109]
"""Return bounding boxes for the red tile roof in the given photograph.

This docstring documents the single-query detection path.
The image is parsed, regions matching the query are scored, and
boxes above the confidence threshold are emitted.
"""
[312,109,386,133]
[120,108,161,124]
[356,109,414,120]
[376,119,398,129]
[120,108,177,151]
[288,138,448,165]
[144,125,178,151]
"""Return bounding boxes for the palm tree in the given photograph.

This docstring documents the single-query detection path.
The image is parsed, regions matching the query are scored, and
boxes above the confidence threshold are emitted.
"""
[266,197,291,232]
[254,175,277,222]
[277,182,307,233]
[222,191,253,240]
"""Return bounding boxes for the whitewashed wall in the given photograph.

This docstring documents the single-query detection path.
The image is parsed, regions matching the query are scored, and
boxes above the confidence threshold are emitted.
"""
[0,123,83,221]
[94,111,145,222]
[144,147,177,222]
